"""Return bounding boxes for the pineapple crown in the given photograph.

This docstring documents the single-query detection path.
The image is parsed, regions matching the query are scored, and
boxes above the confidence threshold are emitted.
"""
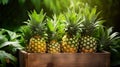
[25,10,47,37]
[81,4,105,36]
[47,14,65,41]
[64,9,82,36]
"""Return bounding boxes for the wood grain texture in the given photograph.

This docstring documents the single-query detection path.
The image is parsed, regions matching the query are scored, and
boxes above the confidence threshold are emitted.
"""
[19,51,110,67]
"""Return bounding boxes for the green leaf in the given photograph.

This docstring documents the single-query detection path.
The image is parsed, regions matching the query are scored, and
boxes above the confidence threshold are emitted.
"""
[20,25,32,41]
[95,20,105,27]
[110,32,119,40]
[89,7,96,22]
[28,10,46,24]
[0,29,21,41]
[0,35,8,45]
[110,47,119,53]
[107,27,113,35]
[0,41,23,50]
[7,30,20,41]
[47,18,54,32]
[0,50,17,66]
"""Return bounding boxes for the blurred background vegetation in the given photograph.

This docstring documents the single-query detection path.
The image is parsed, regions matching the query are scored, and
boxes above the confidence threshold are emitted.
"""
[0,0,120,32]
[0,0,120,67]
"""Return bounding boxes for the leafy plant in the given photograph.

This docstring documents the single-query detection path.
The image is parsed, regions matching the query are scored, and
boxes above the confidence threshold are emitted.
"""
[96,26,120,51]
[0,28,23,67]
[95,26,120,66]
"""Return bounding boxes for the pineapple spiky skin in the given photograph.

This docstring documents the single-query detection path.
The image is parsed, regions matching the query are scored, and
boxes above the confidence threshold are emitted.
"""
[26,35,46,53]
[62,35,79,53]
[47,40,60,53]
[79,35,97,53]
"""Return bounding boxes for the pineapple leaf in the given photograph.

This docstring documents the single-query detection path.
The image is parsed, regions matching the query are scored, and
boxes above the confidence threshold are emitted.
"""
[28,9,46,24]
[81,4,104,35]
[20,25,32,43]
[47,18,54,32]
[26,10,47,36]
[64,8,82,35]
[47,14,65,40]
[89,6,97,23]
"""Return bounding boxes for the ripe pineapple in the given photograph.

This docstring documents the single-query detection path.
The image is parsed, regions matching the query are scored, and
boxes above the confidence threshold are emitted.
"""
[61,9,81,53]
[47,14,65,53]
[80,35,97,53]
[27,35,46,53]
[22,10,47,53]
[79,5,104,53]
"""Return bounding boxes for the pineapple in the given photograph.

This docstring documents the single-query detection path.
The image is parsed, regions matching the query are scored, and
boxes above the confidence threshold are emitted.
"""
[61,9,81,53]
[47,14,65,53]
[79,4,104,53]
[22,10,47,53]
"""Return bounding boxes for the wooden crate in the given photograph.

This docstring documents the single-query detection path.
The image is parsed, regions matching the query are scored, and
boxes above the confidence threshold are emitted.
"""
[19,51,110,67]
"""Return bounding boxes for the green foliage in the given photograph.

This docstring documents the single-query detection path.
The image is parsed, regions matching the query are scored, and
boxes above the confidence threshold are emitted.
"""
[47,14,65,41]
[0,0,120,66]
[26,10,47,36]
[0,28,23,67]
[95,26,120,66]
[96,27,120,51]
[0,0,9,5]
[28,10,46,25]
[64,8,82,36]
[19,25,32,45]
[79,3,105,36]
[20,10,48,46]
[0,50,16,67]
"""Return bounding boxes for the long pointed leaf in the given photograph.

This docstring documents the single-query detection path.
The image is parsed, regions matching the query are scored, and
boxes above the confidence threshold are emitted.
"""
[110,32,119,40]
[0,41,23,49]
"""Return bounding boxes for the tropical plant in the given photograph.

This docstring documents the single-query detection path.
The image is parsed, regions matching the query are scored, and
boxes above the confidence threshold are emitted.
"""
[95,26,120,66]
[46,14,65,53]
[21,10,47,53]
[0,28,23,67]
[79,3,105,53]
[61,9,82,53]
[96,27,120,51]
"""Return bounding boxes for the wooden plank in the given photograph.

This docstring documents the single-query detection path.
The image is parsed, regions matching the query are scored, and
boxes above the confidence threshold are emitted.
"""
[19,51,110,67]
